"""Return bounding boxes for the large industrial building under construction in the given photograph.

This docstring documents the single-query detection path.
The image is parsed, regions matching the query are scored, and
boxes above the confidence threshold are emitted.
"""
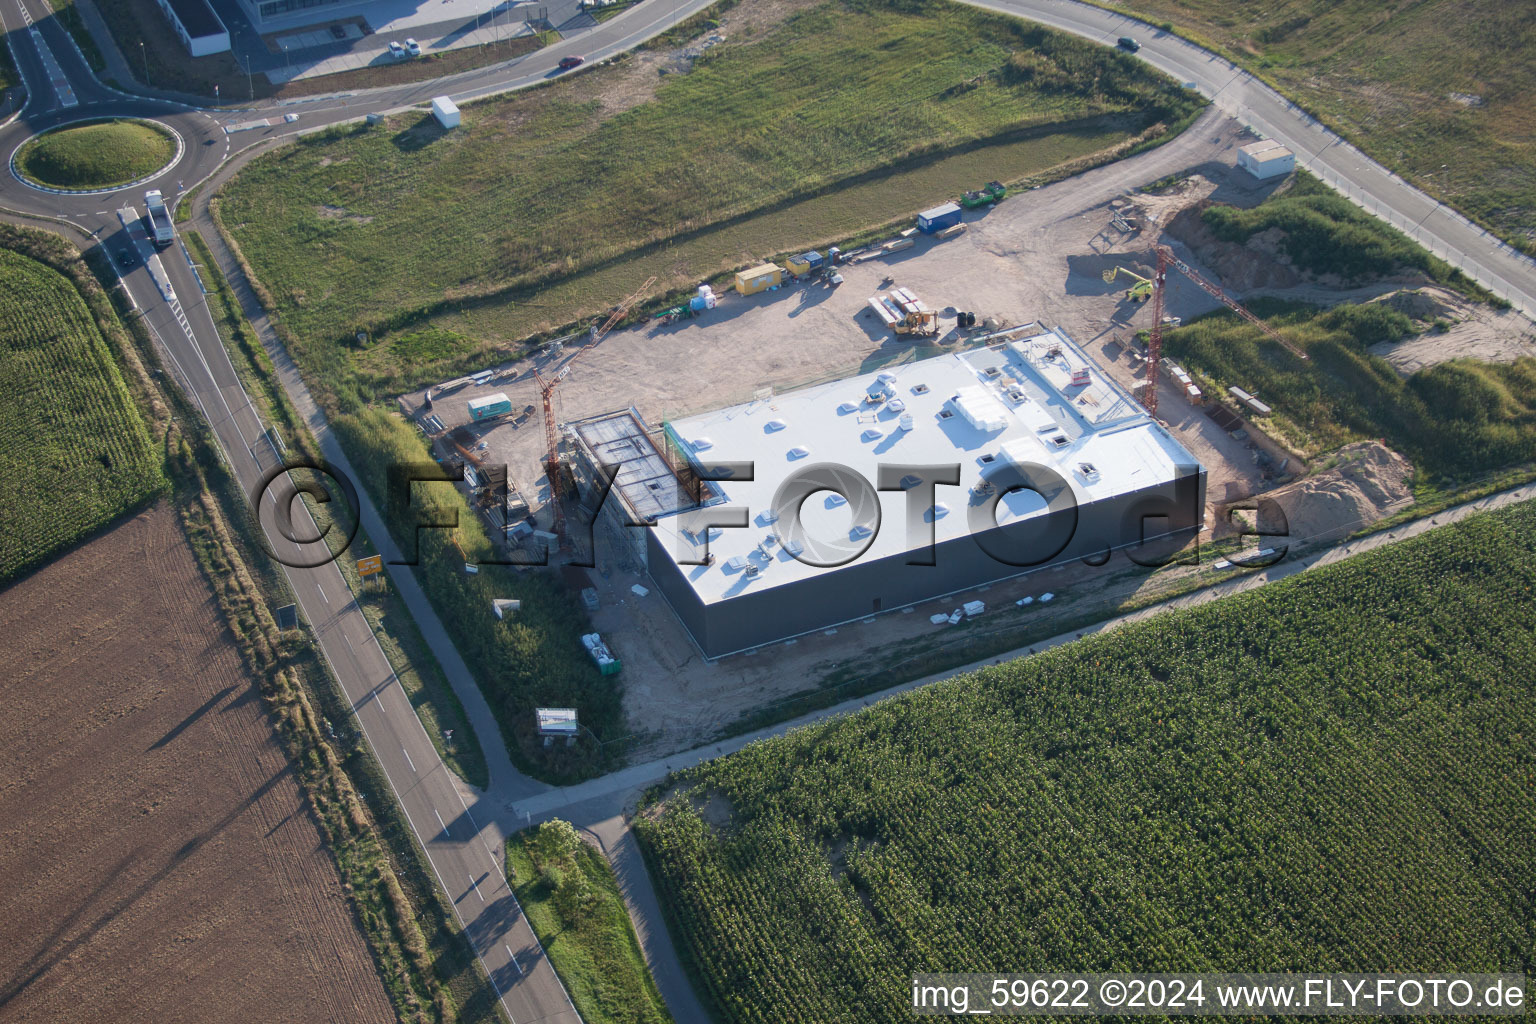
[567,327,1204,659]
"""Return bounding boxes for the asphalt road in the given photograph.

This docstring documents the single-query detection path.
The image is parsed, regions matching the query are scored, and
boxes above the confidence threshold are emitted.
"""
[4,0,1535,1021]
[961,0,1536,318]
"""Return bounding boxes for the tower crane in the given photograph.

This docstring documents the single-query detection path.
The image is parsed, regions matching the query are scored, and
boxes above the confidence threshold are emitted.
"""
[1140,244,1307,416]
[535,275,656,540]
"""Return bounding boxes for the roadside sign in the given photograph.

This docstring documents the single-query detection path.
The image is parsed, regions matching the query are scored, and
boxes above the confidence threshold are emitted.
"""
[357,555,384,576]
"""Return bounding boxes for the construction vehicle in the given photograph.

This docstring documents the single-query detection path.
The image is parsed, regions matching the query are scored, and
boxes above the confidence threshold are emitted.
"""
[1138,244,1306,416]
[1102,265,1153,302]
[959,181,1006,209]
[143,190,174,248]
[536,275,655,541]
[867,287,939,337]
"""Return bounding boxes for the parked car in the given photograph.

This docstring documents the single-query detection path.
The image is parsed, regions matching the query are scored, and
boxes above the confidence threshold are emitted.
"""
[405,38,422,57]
[1117,36,1140,52]
[388,40,405,59]
[558,55,585,70]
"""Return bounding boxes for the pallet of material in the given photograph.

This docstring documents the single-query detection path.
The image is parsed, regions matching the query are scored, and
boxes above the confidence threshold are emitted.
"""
[867,296,904,327]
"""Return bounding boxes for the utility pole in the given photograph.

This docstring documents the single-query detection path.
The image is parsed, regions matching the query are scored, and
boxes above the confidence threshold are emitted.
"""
[140,41,150,87]
[244,53,253,100]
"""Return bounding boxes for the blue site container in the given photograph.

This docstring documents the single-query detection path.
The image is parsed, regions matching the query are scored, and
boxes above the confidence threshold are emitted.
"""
[916,202,962,234]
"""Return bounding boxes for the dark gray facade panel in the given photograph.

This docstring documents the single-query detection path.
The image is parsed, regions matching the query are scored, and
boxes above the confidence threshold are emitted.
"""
[648,469,1205,659]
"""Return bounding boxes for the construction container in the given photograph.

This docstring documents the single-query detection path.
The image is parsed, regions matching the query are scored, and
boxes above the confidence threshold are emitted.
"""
[734,263,783,294]
[431,95,460,129]
[785,251,825,277]
[1237,139,1294,180]
[916,202,962,234]
[468,392,512,421]
[582,632,622,675]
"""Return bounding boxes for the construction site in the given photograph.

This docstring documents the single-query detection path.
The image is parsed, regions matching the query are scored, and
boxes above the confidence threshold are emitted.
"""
[395,114,1535,757]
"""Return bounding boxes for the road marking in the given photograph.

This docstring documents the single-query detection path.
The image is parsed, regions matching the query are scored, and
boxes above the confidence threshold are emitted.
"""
[402,747,416,773]
[434,808,449,839]
[316,582,329,604]
[506,946,523,976]
[469,873,484,902]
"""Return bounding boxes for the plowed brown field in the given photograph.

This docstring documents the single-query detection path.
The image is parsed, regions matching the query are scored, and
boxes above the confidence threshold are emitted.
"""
[0,503,394,1024]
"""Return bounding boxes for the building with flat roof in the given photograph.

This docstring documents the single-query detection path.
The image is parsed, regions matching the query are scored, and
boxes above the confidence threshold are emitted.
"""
[154,0,230,55]
[1238,139,1295,180]
[233,0,379,32]
[569,327,1204,659]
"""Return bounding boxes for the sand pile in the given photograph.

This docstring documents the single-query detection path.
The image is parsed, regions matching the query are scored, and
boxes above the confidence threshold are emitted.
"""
[1258,441,1414,543]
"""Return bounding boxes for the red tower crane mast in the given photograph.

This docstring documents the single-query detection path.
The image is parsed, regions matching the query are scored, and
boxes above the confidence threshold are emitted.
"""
[535,275,655,539]
[1142,244,1306,416]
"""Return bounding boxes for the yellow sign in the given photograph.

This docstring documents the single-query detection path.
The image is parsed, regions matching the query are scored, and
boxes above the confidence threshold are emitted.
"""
[357,555,384,577]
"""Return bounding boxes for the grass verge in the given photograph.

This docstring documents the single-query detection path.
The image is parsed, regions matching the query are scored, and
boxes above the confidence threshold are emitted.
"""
[507,821,674,1024]
[42,0,105,71]
[330,406,620,784]
[184,229,490,791]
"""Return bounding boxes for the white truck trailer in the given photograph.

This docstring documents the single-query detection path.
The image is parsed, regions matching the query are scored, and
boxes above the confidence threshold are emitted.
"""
[144,190,175,248]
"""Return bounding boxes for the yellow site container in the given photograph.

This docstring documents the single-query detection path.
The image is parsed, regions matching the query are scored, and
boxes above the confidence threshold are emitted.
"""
[734,263,783,295]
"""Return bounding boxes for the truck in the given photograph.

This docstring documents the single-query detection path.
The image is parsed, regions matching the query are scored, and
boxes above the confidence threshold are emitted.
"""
[143,190,174,248]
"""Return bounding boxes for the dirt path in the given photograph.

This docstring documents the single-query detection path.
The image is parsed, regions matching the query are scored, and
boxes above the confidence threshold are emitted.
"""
[0,503,393,1024]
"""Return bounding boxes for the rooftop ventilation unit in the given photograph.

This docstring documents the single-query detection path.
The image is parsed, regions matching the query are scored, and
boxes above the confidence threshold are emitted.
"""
[862,428,883,441]
[693,437,713,450]
[911,383,930,395]
[1051,434,1070,448]
[838,401,859,414]
[1077,462,1101,482]
[766,418,788,432]
[725,555,747,572]
[983,366,1002,378]
[887,398,907,413]
[788,446,811,459]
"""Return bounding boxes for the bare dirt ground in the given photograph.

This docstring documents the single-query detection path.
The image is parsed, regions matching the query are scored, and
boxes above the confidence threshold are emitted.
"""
[0,504,393,1024]
[400,112,1536,760]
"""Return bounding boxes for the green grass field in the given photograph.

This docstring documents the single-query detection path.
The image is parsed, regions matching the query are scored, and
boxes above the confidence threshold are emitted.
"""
[507,822,673,1024]
[636,497,1536,1023]
[220,0,1199,406]
[1201,173,1493,297]
[0,246,166,580]
[15,118,175,191]
[1166,299,1536,479]
[1104,0,1536,254]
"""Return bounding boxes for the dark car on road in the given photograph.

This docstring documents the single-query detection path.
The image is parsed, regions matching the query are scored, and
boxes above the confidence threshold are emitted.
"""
[1117,36,1141,52]
[558,55,585,70]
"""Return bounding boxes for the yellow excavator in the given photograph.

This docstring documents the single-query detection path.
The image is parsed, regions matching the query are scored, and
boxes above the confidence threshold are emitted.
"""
[1102,265,1153,302]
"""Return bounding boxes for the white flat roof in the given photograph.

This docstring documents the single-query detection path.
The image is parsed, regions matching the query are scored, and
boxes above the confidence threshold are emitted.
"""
[650,328,1200,606]
[1240,139,1292,160]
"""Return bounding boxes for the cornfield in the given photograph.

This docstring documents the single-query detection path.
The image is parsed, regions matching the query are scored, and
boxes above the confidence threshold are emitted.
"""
[637,499,1536,1023]
[0,248,165,579]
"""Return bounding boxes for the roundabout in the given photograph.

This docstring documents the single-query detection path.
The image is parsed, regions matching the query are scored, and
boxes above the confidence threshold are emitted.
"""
[9,116,184,194]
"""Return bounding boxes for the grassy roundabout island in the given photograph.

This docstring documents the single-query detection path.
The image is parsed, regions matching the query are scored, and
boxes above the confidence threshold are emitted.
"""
[15,118,177,191]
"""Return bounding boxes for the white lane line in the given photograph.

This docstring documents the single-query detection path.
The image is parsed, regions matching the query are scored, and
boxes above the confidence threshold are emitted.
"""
[434,808,449,839]
[316,582,329,604]
[506,946,523,976]
[469,873,484,902]
[402,747,416,773]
